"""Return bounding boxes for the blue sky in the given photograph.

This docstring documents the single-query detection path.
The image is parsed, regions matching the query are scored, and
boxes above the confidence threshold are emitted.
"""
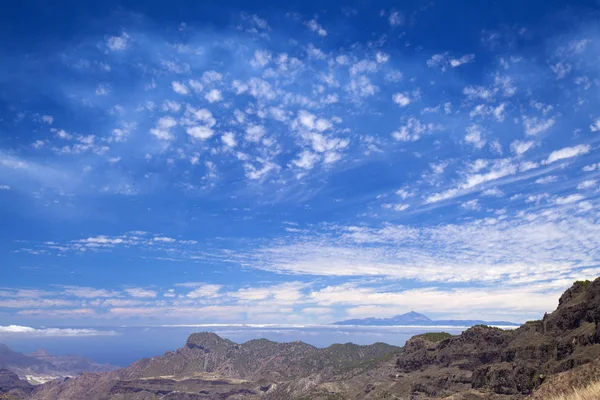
[1,0,600,331]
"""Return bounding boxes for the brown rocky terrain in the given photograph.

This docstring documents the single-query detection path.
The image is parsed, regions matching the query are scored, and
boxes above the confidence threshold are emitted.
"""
[26,334,399,400]
[2,277,600,399]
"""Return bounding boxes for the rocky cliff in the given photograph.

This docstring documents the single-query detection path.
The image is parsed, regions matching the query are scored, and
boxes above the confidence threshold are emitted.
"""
[387,278,600,398]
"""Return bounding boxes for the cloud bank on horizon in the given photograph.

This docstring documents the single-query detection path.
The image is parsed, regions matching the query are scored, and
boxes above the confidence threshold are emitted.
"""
[1,0,599,326]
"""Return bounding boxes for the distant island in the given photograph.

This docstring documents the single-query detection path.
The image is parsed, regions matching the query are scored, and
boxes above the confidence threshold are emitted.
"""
[333,311,519,327]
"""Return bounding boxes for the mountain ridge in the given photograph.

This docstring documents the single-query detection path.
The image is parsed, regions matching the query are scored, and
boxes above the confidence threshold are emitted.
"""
[3,277,600,399]
[334,310,520,326]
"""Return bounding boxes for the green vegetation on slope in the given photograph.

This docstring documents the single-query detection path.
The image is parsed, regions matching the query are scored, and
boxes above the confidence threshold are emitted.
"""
[413,332,453,342]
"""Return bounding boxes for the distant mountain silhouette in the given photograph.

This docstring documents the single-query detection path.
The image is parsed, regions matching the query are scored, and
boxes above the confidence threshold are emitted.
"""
[334,311,519,326]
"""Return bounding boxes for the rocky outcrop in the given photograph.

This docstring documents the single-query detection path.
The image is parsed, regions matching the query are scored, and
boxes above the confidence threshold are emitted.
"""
[391,278,600,398]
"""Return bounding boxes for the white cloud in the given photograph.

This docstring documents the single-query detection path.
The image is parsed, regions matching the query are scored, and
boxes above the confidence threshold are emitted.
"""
[578,180,597,190]
[554,194,584,205]
[125,288,157,298]
[383,203,409,212]
[520,161,539,172]
[490,140,503,155]
[346,75,379,97]
[155,120,179,138]
[222,132,237,148]
[151,117,177,141]
[426,53,446,68]
[41,115,53,124]
[306,44,327,60]
[248,209,600,288]
[95,84,109,96]
[551,62,572,79]
[162,100,181,112]
[171,81,189,95]
[523,116,555,136]
[428,53,474,69]
[493,103,506,122]
[185,107,216,127]
[202,71,223,84]
[250,49,272,68]
[375,52,389,64]
[306,19,327,36]
[244,160,278,180]
[544,144,590,165]
[444,102,452,114]
[187,126,214,140]
[294,110,334,133]
[590,119,600,132]
[162,60,190,74]
[461,199,480,210]
[426,159,517,203]
[204,89,223,103]
[392,92,411,107]
[0,185,10,190]
[323,152,342,164]
[388,11,404,26]
[293,150,320,169]
[385,70,403,82]
[304,132,349,155]
[464,125,486,149]
[315,284,567,320]
[449,54,475,67]
[350,60,378,76]
[463,86,495,100]
[482,188,504,197]
[188,79,203,93]
[245,125,265,142]
[430,161,449,174]
[0,325,119,337]
[392,118,437,142]
[395,189,414,199]
[106,33,129,51]
[186,284,223,299]
[510,140,534,155]
[535,175,558,184]
[269,107,288,122]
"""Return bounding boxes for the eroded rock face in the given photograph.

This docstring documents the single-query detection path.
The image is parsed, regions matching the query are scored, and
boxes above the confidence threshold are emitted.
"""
[394,278,600,397]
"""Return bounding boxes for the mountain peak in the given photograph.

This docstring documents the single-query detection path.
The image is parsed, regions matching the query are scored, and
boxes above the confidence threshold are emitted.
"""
[185,332,233,352]
[399,311,432,321]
